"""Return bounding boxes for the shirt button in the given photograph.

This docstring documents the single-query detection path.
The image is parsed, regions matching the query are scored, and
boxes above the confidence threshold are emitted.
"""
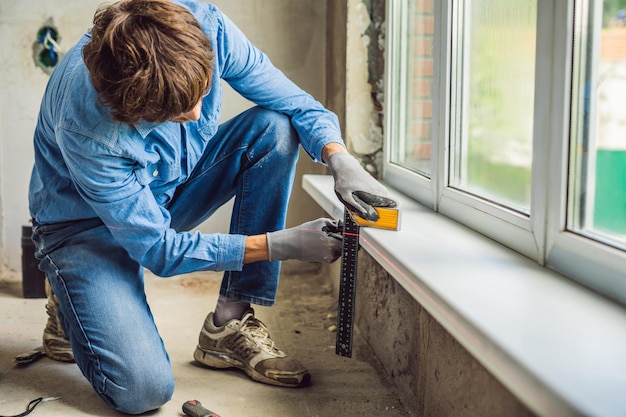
[152,169,159,177]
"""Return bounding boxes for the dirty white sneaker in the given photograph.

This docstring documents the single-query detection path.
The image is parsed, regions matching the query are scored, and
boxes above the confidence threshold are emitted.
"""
[193,309,310,387]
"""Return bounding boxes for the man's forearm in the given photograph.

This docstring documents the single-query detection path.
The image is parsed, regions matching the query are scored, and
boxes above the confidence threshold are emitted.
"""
[322,142,347,163]
[243,235,270,264]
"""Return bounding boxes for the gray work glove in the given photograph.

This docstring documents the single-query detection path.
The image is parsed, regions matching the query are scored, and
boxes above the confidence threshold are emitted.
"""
[327,152,397,222]
[266,218,343,263]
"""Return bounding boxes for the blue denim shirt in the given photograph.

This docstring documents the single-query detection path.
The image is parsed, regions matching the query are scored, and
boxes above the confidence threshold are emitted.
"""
[28,0,344,276]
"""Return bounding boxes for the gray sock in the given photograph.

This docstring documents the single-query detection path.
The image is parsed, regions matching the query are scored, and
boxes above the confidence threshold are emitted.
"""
[213,295,251,327]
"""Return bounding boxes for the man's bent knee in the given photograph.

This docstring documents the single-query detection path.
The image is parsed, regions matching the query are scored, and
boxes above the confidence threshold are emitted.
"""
[100,367,175,414]
[249,107,298,144]
[251,108,299,160]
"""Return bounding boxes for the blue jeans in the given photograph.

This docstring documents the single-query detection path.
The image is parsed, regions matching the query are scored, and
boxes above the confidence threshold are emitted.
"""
[32,107,300,414]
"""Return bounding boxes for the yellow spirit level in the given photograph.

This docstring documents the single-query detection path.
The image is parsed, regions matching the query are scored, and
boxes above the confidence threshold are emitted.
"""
[351,206,400,231]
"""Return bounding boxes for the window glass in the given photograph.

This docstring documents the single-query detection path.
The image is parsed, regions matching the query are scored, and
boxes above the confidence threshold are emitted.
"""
[384,0,626,304]
[451,0,537,212]
[389,0,435,177]
[569,0,626,249]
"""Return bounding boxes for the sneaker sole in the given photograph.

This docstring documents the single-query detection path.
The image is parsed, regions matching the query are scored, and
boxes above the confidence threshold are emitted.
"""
[193,346,310,388]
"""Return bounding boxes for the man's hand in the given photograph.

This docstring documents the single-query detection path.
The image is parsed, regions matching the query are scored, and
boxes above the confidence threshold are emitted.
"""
[327,152,397,222]
[266,218,343,263]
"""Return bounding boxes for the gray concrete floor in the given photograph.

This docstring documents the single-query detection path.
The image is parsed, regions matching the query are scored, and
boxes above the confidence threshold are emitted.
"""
[0,261,408,416]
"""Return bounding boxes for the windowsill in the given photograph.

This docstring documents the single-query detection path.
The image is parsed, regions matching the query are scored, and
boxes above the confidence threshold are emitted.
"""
[303,174,626,417]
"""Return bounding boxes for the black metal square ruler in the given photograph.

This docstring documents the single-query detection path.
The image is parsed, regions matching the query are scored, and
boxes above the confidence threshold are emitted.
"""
[334,205,399,358]
[335,208,360,358]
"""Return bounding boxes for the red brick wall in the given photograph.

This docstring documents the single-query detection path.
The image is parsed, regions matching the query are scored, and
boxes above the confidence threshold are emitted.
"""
[409,0,435,168]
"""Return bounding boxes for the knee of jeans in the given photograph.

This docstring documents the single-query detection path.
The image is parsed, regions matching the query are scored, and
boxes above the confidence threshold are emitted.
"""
[105,366,175,414]
[254,108,299,153]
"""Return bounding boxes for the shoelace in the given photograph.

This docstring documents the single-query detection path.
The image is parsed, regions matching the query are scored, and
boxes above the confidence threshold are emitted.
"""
[238,317,284,357]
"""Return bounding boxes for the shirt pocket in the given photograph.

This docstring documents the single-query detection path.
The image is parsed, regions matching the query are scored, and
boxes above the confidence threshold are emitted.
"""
[134,162,182,189]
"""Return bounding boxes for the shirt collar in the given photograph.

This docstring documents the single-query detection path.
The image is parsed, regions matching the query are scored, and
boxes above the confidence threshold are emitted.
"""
[134,119,160,138]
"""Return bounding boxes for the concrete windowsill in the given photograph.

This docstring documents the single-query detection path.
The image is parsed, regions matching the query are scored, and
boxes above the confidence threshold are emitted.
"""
[302,174,626,417]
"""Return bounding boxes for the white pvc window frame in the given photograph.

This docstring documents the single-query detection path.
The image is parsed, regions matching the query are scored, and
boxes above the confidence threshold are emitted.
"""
[384,0,626,305]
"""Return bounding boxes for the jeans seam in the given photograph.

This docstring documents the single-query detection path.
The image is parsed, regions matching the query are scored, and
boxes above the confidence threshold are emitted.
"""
[48,256,107,393]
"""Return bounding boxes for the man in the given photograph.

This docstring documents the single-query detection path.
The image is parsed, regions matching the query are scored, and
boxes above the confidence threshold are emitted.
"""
[28,0,396,414]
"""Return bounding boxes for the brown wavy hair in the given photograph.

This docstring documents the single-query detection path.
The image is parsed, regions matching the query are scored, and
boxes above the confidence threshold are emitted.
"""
[82,0,214,124]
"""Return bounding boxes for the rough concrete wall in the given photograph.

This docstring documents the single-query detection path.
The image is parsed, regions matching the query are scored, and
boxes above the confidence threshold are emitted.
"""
[354,252,537,416]
[345,0,386,180]
[326,0,348,134]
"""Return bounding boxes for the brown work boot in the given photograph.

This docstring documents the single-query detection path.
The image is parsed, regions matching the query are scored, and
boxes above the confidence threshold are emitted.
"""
[193,309,310,387]
[42,279,74,362]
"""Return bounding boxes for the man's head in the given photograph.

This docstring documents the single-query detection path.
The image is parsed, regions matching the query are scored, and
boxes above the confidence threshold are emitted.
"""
[83,0,214,124]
